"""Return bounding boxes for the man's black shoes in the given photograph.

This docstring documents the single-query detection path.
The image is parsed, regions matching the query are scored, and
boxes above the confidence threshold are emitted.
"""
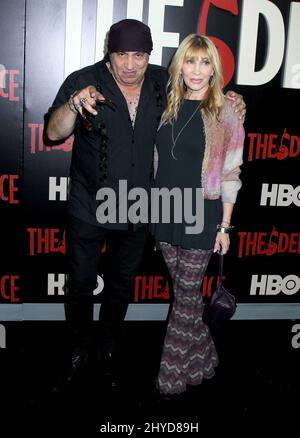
[51,349,121,393]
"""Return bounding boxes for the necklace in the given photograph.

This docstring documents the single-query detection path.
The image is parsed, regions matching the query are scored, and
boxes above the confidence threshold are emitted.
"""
[106,62,142,127]
[124,92,140,127]
[171,101,202,160]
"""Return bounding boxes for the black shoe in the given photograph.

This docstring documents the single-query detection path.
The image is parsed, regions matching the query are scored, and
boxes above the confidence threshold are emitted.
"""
[51,352,88,393]
[98,351,120,390]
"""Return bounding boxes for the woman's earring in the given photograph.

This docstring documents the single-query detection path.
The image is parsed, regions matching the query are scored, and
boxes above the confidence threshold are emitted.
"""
[209,74,215,87]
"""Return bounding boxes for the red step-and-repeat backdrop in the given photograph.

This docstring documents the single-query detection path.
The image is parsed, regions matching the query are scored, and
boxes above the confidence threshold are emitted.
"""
[0,0,299,348]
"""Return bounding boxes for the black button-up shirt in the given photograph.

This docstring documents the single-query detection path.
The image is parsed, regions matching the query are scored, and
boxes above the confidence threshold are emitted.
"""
[46,60,167,229]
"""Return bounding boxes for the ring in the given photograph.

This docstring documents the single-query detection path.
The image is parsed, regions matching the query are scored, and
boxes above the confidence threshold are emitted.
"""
[79,97,87,106]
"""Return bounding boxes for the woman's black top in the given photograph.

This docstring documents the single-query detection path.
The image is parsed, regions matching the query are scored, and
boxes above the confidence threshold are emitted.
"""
[151,99,222,249]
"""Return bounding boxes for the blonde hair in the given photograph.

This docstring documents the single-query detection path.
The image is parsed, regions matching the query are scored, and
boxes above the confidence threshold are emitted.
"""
[160,34,224,126]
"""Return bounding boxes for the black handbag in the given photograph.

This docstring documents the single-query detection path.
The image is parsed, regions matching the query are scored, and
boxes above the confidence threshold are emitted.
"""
[202,255,236,329]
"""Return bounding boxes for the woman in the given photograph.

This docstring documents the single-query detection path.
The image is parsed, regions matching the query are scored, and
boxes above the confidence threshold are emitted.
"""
[152,34,244,396]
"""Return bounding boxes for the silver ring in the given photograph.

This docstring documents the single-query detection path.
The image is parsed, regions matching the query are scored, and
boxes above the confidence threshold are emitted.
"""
[79,97,87,106]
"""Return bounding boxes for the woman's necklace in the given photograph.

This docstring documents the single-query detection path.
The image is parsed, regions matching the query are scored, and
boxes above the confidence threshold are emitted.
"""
[171,101,202,160]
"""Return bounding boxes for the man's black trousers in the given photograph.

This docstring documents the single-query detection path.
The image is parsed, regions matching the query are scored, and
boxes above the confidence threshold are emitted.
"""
[65,214,149,354]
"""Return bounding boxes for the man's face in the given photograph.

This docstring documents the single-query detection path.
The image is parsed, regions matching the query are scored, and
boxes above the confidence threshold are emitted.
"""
[109,52,149,87]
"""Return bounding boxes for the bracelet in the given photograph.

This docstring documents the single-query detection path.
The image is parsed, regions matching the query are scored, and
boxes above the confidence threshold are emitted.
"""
[67,97,78,114]
[216,224,234,234]
[67,91,80,114]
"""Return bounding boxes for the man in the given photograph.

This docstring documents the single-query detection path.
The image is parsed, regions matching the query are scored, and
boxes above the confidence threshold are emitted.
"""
[46,19,245,389]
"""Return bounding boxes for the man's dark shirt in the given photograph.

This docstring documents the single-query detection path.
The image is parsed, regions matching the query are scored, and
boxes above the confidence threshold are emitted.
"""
[46,60,167,229]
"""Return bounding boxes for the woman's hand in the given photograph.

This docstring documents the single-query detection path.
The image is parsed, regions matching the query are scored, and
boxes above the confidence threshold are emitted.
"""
[213,232,230,255]
[225,90,246,122]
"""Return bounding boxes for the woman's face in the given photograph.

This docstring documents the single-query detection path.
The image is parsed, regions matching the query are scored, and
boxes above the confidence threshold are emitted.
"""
[181,50,214,98]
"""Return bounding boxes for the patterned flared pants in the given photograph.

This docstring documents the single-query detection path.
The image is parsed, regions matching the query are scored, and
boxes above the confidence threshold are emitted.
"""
[158,242,219,395]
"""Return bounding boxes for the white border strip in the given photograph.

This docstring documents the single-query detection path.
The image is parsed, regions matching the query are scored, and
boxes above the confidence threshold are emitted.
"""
[64,0,83,78]
[1,303,300,321]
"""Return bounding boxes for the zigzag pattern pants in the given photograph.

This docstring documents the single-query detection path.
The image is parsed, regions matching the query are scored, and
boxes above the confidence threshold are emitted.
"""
[158,242,219,395]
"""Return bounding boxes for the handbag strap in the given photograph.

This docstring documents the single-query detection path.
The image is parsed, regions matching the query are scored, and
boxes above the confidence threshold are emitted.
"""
[218,254,224,285]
